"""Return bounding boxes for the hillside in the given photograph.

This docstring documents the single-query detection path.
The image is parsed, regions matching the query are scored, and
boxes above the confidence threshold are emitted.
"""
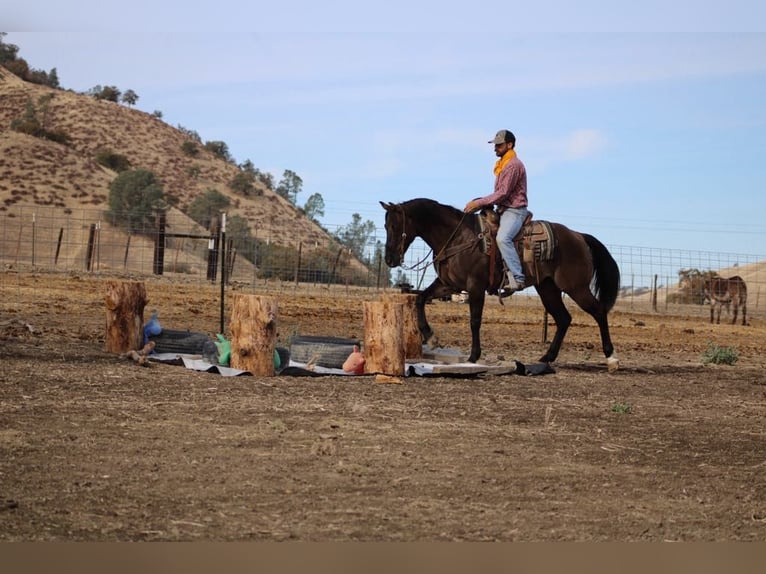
[0,65,339,252]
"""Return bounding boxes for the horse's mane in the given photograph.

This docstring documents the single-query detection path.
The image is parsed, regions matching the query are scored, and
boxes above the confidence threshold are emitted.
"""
[401,198,465,224]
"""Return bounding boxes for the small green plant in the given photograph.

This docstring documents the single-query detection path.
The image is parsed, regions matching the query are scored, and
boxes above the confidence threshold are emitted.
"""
[611,403,632,414]
[701,342,739,365]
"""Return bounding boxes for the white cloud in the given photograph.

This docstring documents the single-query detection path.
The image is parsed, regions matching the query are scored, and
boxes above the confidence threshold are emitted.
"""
[563,129,609,160]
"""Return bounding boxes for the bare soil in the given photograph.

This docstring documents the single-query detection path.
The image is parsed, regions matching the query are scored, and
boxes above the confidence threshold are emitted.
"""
[1,271,765,541]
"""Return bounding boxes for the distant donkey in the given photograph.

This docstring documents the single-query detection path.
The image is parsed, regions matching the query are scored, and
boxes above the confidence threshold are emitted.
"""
[704,275,747,325]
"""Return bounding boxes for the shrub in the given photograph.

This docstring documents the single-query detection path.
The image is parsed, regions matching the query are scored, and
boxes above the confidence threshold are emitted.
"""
[95,149,132,172]
[204,140,232,162]
[181,141,199,157]
[10,98,70,145]
[228,171,256,196]
[701,343,739,365]
[611,403,633,414]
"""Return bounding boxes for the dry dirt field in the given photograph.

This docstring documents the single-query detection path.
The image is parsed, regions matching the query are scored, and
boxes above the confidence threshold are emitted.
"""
[1,270,765,541]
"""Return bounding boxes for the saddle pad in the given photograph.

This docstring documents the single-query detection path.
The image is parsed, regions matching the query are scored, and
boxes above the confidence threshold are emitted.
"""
[523,221,556,262]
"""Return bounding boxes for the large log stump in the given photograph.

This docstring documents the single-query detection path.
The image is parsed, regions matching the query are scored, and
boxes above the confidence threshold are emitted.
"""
[105,281,148,354]
[381,293,421,359]
[230,293,278,376]
[363,300,404,376]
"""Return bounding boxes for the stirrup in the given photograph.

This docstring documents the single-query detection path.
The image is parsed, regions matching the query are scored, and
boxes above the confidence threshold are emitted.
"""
[498,278,526,301]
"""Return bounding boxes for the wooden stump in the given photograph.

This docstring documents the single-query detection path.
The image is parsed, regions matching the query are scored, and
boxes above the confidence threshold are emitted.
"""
[363,300,404,376]
[381,293,421,359]
[229,293,278,376]
[105,281,148,354]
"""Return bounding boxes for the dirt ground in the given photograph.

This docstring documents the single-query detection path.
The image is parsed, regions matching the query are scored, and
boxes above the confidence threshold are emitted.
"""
[1,271,765,541]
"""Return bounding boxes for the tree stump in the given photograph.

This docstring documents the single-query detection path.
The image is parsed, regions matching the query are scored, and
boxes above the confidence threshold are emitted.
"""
[381,293,421,359]
[230,293,278,376]
[105,281,148,354]
[363,300,405,376]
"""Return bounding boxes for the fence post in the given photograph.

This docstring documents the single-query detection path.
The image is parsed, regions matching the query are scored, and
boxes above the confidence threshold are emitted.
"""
[54,227,63,266]
[153,209,166,275]
[219,213,227,334]
[207,215,219,282]
[85,223,96,271]
[294,241,302,287]
[123,234,131,269]
[31,212,36,267]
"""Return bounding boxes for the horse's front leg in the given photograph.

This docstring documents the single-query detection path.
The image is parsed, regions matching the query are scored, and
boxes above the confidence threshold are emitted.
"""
[467,291,486,363]
[416,278,450,349]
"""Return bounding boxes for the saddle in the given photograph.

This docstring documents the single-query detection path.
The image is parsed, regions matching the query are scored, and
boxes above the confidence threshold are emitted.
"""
[477,208,556,294]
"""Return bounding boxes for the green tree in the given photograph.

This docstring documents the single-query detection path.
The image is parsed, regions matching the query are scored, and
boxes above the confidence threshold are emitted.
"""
[90,85,121,102]
[121,89,138,106]
[254,169,274,190]
[0,32,19,65]
[303,193,325,222]
[107,169,165,233]
[276,169,303,204]
[204,140,232,162]
[224,215,261,265]
[46,67,60,89]
[676,268,718,305]
[239,159,256,175]
[333,213,376,261]
[187,189,231,229]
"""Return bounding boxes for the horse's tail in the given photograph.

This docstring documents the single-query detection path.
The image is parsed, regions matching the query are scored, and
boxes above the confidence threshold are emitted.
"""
[583,233,620,311]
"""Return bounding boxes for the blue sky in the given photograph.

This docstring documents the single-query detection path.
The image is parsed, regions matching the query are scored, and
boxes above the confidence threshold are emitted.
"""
[5,3,766,256]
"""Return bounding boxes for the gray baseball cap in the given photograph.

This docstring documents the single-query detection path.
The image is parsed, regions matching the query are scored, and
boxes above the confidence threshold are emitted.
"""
[489,129,516,145]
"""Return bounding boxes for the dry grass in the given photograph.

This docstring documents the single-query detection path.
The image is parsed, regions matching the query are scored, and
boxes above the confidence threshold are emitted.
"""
[0,65,330,248]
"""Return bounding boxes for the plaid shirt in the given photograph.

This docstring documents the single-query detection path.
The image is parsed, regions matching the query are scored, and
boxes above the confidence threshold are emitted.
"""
[475,155,528,210]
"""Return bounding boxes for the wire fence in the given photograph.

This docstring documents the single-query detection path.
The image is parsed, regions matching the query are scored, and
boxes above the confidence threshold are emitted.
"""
[2,204,765,321]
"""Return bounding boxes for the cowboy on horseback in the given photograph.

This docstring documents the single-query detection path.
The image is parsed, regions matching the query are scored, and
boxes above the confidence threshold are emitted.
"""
[463,129,529,297]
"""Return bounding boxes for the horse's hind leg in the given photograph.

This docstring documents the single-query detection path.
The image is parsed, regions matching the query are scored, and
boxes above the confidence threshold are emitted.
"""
[536,281,572,364]
[566,284,618,371]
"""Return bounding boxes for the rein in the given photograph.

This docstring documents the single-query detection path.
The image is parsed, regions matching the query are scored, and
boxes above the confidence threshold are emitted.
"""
[396,205,476,272]
[432,212,479,264]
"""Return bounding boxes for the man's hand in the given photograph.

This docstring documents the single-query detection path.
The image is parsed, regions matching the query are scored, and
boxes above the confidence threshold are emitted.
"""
[464,200,482,213]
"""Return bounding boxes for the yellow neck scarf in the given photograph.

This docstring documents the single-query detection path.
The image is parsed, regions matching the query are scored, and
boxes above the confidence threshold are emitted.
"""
[493,149,517,176]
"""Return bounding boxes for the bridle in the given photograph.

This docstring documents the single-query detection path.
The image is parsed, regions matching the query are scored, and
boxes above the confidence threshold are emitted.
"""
[392,204,432,272]
[392,203,476,273]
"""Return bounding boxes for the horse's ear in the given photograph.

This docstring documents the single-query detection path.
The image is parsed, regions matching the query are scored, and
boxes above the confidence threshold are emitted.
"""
[380,201,392,211]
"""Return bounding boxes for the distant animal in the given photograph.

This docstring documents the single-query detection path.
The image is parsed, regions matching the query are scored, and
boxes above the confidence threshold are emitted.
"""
[380,198,621,370]
[705,276,747,325]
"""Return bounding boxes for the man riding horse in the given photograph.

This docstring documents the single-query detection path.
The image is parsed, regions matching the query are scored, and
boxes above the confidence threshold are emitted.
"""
[463,129,528,298]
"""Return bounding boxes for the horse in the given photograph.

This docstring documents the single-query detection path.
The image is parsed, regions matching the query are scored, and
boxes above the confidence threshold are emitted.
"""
[380,198,621,370]
[705,275,747,325]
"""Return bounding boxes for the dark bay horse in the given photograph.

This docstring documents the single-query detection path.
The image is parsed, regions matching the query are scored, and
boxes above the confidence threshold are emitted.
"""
[381,198,621,370]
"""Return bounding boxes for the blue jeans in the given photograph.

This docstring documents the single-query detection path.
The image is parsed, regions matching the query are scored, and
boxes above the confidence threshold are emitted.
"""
[497,207,527,283]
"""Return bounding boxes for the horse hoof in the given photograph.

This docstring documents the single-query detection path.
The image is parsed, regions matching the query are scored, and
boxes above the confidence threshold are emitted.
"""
[607,355,619,372]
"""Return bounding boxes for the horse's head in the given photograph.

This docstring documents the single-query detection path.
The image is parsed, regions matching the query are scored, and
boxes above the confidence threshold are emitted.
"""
[380,201,415,267]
